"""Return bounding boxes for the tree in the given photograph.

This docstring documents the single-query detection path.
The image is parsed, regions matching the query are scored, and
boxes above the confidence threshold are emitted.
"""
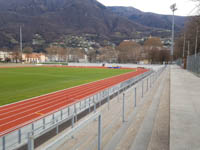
[11,51,21,63]
[46,45,69,62]
[144,37,165,63]
[10,46,22,63]
[175,16,200,58]
[88,50,97,63]
[98,46,118,63]
[144,37,163,47]
[23,47,33,54]
[117,41,141,63]
[68,48,86,62]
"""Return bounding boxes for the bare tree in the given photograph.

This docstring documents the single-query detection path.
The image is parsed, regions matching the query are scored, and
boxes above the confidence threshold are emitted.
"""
[117,41,141,63]
[175,16,200,58]
[10,46,22,63]
[144,37,165,63]
[98,46,118,63]
[46,46,69,62]
[23,47,33,54]
[11,51,21,63]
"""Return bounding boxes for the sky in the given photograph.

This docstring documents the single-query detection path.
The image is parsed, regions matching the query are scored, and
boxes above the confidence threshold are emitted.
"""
[97,0,199,16]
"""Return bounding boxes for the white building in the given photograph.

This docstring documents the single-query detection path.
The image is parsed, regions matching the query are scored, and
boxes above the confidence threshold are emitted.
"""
[22,53,46,63]
[0,51,12,61]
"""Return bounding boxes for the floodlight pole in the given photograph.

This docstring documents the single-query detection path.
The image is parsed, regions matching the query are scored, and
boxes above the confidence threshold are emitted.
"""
[20,26,23,62]
[183,33,186,58]
[170,4,177,63]
[195,27,199,57]
[188,41,190,57]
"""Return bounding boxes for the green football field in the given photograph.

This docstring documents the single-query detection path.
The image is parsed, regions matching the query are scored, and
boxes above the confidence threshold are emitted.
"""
[0,67,133,106]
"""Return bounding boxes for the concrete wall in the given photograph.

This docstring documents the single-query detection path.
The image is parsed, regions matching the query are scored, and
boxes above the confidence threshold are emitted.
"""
[68,63,164,71]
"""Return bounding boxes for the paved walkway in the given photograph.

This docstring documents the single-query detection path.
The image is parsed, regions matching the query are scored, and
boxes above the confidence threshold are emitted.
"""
[170,66,200,150]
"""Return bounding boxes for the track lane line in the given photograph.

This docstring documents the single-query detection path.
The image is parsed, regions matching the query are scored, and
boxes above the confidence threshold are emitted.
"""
[0,68,148,136]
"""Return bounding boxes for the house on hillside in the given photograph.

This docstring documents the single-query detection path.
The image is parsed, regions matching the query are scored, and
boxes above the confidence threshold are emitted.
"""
[22,53,46,63]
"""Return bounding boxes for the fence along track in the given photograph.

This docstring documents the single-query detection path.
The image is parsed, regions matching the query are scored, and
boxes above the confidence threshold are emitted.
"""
[187,53,200,75]
[176,53,200,76]
[0,69,147,138]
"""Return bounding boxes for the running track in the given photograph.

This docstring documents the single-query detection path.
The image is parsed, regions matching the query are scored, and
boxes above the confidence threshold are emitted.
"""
[0,68,148,136]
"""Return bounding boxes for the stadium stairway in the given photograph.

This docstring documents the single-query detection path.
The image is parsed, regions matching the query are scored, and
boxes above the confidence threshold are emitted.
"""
[103,66,170,150]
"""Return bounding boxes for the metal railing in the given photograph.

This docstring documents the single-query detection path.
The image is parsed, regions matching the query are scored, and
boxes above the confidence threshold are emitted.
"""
[39,65,166,150]
[0,66,166,150]
[42,112,102,150]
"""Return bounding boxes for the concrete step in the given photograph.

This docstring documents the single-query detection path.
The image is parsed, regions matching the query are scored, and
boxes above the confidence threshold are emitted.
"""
[102,68,169,150]
[129,68,169,150]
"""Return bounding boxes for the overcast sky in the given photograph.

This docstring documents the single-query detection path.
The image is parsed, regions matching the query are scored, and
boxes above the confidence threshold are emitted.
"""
[97,0,198,16]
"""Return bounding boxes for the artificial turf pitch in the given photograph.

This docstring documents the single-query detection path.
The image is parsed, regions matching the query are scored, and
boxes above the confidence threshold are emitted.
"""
[0,67,133,106]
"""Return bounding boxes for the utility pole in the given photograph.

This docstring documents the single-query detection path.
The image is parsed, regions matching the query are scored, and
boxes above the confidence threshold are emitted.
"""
[183,33,186,58]
[170,3,178,63]
[195,27,199,57]
[20,26,23,62]
[188,41,190,57]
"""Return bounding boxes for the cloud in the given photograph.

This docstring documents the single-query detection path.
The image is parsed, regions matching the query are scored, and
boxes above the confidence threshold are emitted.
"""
[97,0,198,16]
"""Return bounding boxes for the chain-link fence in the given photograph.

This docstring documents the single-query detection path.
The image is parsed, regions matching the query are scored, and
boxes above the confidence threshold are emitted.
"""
[187,53,200,75]
[176,58,183,67]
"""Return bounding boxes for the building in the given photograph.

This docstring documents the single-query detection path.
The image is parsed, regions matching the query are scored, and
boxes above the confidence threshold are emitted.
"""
[0,51,12,62]
[22,53,46,63]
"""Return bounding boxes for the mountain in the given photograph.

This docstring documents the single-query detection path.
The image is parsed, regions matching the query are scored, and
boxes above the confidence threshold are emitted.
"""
[0,0,185,50]
[108,6,186,31]
[0,0,155,49]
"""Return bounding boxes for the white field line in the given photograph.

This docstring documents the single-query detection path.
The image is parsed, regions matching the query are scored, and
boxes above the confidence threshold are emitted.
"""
[0,97,76,127]
[0,69,136,110]
[0,69,136,114]
[0,71,142,123]
[0,76,117,116]
[0,80,118,136]
[0,70,149,136]
[0,79,116,121]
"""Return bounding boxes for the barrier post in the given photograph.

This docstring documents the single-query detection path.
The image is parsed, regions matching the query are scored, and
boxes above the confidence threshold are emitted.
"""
[135,87,137,107]
[68,107,70,116]
[89,98,91,113]
[85,99,87,109]
[122,93,125,123]
[142,80,144,98]
[56,120,59,134]
[94,97,96,113]
[79,101,81,111]
[117,87,120,102]
[27,132,34,150]
[72,113,74,128]
[2,136,5,150]
[52,114,55,124]
[107,89,110,110]
[61,110,63,120]
[74,104,77,122]
[99,93,102,106]
[150,75,151,88]
[18,129,21,144]
[32,123,34,135]
[43,118,45,129]
[98,114,102,150]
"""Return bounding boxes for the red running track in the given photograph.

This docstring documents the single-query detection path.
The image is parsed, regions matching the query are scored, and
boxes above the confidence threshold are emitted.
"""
[0,68,148,136]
